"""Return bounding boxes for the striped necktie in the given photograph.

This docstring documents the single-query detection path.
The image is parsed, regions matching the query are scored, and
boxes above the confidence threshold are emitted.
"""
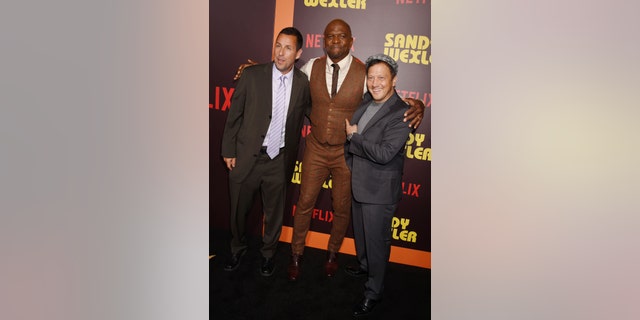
[266,75,286,159]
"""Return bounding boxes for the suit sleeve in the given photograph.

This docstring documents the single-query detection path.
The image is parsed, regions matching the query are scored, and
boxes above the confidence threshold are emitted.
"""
[304,87,312,118]
[347,107,411,165]
[220,72,249,158]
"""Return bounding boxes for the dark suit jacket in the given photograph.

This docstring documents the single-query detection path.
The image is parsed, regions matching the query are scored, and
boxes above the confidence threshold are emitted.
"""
[221,62,311,183]
[345,91,411,205]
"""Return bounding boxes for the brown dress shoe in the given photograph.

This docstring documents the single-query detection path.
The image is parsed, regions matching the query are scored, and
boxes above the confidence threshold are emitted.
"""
[324,251,338,277]
[287,254,302,281]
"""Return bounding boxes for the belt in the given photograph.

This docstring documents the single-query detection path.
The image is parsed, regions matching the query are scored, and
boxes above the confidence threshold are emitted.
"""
[260,146,284,154]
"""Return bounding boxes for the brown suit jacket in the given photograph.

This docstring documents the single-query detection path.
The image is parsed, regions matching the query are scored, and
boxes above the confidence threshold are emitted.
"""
[308,56,365,145]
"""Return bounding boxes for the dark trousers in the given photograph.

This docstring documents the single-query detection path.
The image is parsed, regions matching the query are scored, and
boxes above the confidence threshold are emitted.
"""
[228,150,285,259]
[291,133,352,254]
[352,199,396,300]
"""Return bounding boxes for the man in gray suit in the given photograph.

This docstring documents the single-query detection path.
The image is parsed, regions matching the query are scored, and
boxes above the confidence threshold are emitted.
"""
[220,27,311,276]
[344,54,412,316]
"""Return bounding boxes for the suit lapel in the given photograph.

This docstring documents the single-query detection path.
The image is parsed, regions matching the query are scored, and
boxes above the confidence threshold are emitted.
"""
[351,92,372,126]
[260,63,274,118]
[287,70,302,119]
[361,92,400,134]
[351,103,366,125]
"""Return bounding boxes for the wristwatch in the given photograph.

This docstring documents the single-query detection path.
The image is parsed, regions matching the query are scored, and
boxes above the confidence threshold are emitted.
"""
[347,132,354,141]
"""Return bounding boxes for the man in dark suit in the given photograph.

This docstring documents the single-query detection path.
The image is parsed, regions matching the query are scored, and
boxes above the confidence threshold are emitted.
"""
[220,27,311,277]
[344,54,412,316]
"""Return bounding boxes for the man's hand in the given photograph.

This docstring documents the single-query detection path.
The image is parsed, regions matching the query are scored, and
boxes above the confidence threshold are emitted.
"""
[223,157,236,171]
[345,119,358,135]
[233,59,259,81]
[403,98,426,129]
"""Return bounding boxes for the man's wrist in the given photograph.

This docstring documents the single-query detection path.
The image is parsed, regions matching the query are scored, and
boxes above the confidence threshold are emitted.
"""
[347,132,354,141]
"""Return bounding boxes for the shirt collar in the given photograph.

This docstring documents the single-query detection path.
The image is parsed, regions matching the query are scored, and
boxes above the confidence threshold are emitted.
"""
[325,54,352,72]
[273,64,293,82]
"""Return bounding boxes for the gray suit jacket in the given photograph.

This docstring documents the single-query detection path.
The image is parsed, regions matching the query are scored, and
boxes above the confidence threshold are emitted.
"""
[345,91,411,204]
[221,62,311,183]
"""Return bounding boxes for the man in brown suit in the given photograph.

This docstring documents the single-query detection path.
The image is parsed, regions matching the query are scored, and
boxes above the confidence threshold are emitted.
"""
[287,19,424,280]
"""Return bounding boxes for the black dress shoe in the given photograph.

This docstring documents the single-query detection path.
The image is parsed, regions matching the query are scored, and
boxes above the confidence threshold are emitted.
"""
[223,249,246,271]
[260,257,275,277]
[352,297,379,317]
[345,265,367,277]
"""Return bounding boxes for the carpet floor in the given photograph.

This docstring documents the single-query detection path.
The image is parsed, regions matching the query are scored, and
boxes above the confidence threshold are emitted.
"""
[211,229,430,319]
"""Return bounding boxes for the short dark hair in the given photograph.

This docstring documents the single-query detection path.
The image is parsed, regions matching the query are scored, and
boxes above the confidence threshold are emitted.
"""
[279,27,304,51]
